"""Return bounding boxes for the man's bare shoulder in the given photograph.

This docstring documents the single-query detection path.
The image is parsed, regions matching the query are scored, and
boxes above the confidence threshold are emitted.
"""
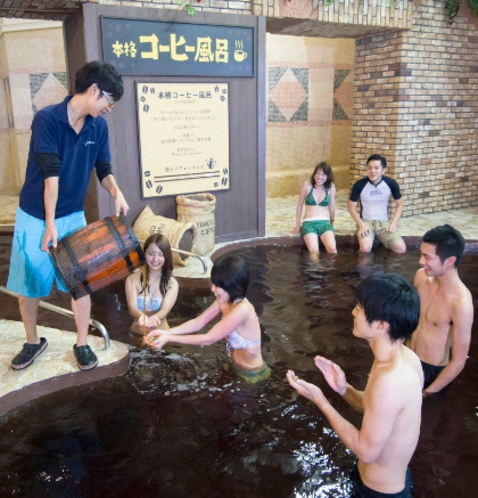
[413,268,428,288]
[450,278,473,316]
[366,351,422,405]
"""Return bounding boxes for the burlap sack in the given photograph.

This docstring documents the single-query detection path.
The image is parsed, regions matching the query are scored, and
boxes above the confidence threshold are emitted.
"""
[176,193,216,255]
[133,205,197,266]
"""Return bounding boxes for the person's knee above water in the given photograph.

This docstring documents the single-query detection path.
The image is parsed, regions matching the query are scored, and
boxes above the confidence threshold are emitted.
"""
[292,161,338,257]
[125,233,179,336]
[8,60,128,372]
[348,154,406,254]
[146,255,270,383]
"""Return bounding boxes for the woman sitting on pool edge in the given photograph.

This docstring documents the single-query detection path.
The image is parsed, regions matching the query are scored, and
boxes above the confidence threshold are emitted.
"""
[292,161,337,261]
[125,233,179,336]
[146,255,270,383]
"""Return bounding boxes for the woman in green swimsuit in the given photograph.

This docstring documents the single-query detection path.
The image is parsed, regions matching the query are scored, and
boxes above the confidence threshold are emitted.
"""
[292,161,337,260]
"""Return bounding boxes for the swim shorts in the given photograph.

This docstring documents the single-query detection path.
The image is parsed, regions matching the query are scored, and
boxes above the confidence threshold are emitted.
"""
[421,360,446,390]
[351,464,414,498]
[357,220,404,249]
[231,360,271,384]
[300,220,334,238]
[7,207,86,298]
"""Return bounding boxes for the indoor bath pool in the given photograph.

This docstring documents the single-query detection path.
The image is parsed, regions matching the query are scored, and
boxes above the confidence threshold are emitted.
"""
[0,235,477,498]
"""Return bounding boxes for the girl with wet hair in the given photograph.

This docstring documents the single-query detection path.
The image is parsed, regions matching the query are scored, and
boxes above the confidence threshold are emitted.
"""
[147,255,270,383]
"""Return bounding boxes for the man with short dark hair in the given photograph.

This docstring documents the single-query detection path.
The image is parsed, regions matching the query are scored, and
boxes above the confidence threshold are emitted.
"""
[287,273,422,497]
[409,224,473,394]
[348,154,406,253]
[7,61,129,371]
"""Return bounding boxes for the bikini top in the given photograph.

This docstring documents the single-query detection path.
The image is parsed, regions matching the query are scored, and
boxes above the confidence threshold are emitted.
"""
[226,330,260,354]
[137,295,162,313]
[305,187,329,207]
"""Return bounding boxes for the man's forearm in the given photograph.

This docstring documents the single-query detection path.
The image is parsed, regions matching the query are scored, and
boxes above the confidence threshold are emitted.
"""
[342,383,365,413]
[425,360,465,394]
[315,394,363,457]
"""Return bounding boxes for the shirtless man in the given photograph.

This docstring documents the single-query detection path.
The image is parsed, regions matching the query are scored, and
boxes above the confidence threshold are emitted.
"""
[409,224,473,395]
[287,274,422,497]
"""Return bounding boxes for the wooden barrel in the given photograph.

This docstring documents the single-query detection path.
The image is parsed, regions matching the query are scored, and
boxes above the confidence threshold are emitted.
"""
[50,214,145,300]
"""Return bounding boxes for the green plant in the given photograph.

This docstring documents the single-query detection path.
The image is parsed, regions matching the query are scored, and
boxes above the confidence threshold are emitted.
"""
[469,0,478,16]
[179,0,199,16]
[446,0,460,23]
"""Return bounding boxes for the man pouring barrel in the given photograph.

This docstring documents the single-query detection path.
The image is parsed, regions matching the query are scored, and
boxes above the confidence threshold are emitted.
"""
[7,61,129,371]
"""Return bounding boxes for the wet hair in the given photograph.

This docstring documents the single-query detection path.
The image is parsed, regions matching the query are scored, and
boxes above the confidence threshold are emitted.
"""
[355,273,420,343]
[422,224,465,267]
[211,255,250,304]
[75,61,124,101]
[310,162,334,190]
[366,154,387,169]
[142,233,174,296]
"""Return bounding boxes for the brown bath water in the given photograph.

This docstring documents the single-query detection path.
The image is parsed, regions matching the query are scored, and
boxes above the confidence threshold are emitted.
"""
[0,234,477,497]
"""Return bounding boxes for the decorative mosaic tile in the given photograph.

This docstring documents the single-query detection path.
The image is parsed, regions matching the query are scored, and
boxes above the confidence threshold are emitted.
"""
[268,67,309,122]
[333,69,351,121]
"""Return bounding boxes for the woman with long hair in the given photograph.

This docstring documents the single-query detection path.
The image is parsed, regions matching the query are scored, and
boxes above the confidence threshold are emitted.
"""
[125,233,178,335]
[292,161,338,259]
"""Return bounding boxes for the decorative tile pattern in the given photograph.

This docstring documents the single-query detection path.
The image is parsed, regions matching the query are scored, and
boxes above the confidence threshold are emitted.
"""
[333,69,352,121]
[29,71,68,114]
[268,67,308,122]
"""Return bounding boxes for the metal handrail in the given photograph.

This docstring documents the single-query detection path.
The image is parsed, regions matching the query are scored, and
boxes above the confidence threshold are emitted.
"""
[171,247,208,274]
[0,285,110,350]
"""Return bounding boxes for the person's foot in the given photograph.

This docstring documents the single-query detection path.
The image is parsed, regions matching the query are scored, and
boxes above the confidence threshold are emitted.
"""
[11,337,48,370]
[73,344,98,371]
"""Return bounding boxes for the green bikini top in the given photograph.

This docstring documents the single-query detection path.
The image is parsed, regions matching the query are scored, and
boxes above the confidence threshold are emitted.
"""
[305,187,329,207]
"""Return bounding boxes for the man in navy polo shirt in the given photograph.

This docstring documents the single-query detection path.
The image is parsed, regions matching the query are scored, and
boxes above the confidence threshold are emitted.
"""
[7,61,129,371]
[348,154,406,253]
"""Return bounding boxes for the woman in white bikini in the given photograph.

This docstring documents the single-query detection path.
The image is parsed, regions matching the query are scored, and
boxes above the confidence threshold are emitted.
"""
[125,233,179,336]
[292,161,337,259]
[146,255,270,383]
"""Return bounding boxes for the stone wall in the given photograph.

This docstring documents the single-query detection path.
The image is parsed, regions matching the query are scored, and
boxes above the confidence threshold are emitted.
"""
[0,18,67,195]
[351,0,478,216]
[266,33,354,197]
[96,0,253,16]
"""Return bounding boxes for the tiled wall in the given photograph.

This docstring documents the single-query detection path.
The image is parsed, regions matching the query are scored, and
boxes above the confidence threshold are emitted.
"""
[266,33,354,197]
[0,19,67,195]
[351,0,478,216]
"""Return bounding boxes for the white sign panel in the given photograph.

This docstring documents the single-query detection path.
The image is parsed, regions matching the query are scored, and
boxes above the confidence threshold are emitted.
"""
[136,82,230,197]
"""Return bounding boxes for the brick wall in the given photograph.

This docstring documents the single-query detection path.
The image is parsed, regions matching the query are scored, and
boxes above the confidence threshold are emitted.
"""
[98,0,253,16]
[351,0,478,216]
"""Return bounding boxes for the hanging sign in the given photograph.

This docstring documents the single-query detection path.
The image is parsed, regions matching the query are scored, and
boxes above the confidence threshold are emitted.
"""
[137,82,230,198]
[101,17,253,77]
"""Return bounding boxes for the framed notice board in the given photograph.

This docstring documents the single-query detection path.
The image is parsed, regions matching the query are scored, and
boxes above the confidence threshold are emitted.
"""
[136,82,230,198]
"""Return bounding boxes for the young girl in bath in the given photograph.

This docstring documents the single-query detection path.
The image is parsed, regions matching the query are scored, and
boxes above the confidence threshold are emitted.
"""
[125,233,179,335]
[292,161,337,259]
[146,255,270,383]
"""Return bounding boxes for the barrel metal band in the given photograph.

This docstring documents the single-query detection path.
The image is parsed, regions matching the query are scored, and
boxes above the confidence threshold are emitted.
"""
[120,212,146,265]
[104,216,134,272]
[62,237,92,296]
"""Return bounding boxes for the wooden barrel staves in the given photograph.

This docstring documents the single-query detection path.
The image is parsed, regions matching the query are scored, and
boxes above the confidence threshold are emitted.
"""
[50,214,145,300]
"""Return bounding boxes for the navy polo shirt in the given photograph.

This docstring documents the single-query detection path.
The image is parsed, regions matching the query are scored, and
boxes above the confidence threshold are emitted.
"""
[19,96,111,220]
